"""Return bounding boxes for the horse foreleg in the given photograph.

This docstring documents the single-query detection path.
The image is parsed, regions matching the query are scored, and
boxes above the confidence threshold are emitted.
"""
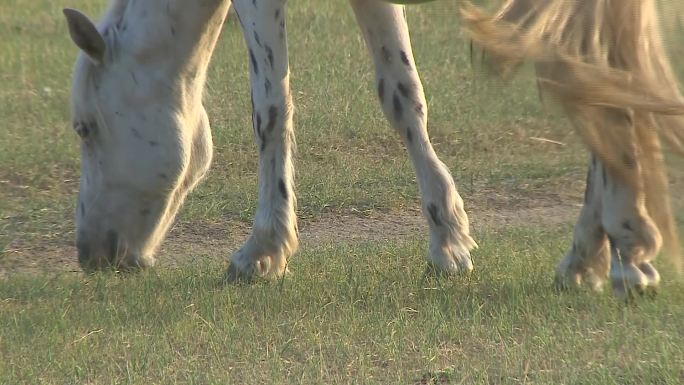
[350,0,477,275]
[225,0,297,282]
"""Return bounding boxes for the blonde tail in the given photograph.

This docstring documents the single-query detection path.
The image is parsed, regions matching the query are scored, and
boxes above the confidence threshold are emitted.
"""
[461,0,684,274]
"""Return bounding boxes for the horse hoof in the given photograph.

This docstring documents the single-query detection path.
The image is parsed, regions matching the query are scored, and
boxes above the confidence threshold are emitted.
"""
[222,263,256,285]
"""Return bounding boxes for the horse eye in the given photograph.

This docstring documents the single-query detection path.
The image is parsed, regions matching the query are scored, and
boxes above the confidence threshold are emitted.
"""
[73,122,91,139]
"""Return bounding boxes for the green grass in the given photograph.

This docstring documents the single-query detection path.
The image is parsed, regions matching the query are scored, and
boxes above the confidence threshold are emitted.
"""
[1,0,684,383]
[2,228,684,384]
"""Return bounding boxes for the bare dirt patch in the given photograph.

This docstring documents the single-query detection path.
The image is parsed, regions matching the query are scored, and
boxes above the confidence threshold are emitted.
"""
[0,190,580,277]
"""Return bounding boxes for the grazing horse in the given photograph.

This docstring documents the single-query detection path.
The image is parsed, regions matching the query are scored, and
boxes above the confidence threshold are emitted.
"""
[63,0,682,296]
[64,0,476,280]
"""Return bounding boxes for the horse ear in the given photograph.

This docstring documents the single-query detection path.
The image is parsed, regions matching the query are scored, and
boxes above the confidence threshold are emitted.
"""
[63,8,106,65]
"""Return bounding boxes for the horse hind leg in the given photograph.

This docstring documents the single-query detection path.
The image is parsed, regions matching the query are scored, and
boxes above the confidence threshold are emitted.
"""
[557,146,662,298]
[588,110,663,297]
[601,161,662,298]
[349,0,476,275]
[555,155,610,291]
[224,0,297,282]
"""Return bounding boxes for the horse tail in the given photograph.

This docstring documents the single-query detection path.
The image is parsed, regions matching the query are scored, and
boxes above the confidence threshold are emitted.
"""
[461,0,684,274]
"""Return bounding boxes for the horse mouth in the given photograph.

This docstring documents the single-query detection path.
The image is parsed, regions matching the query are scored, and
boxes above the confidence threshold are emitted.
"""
[77,231,142,272]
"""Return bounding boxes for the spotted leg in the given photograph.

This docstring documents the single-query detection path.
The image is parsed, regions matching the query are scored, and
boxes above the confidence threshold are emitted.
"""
[225,0,297,281]
[601,155,662,298]
[557,113,662,297]
[555,156,611,291]
[350,0,477,275]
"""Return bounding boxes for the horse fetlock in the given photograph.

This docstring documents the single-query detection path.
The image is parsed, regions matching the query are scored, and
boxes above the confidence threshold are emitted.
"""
[224,237,292,283]
[427,237,474,276]
[610,261,650,299]
[555,245,609,291]
[638,261,661,287]
[554,253,584,291]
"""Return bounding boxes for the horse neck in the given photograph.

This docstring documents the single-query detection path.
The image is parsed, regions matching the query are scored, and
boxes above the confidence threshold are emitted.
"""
[116,0,230,89]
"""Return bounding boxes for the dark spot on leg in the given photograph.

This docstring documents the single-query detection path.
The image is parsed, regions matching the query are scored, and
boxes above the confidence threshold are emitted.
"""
[249,48,259,75]
[400,50,411,66]
[414,103,424,116]
[381,46,391,63]
[378,78,385,104]
[148,140,158,147]
[622,220,633,232]
[131,128,143,140]
[260,136,266,152]
[397,82,410,98]
[265,45,274,69]
[80,201,85,217]
[274,9,280,19]
[622,153,636,169]
[392,92,403,121]
[253,31,262,47]
[427,204,442,227]
[74,121,92,138]
[601,166,607,187]
[266,105,278,132]
[278,178,288,200]
[130,71,139,86]
[406,127,413,144]
[264,78,271,96]
[158,173,168,180]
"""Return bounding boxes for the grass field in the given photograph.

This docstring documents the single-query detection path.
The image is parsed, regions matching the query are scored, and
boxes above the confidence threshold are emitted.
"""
[1,0,684,384]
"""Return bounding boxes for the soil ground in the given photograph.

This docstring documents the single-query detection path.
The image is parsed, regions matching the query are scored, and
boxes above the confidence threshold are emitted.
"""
[0,189,580,277]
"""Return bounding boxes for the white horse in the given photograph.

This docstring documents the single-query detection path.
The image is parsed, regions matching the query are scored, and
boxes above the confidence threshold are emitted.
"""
[63,0,679,297]
[64,0,475,280]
